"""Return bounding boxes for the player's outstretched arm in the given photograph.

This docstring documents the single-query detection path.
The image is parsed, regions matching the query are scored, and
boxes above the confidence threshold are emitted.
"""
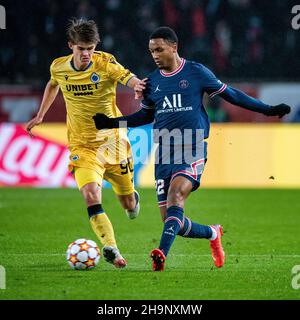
[219,86,291,118]
[93,108,155,130]
[26,81,60,137]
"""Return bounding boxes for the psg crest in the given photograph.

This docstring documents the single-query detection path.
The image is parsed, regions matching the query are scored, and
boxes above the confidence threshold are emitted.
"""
[179,79,189,89]
[91,72,100,83]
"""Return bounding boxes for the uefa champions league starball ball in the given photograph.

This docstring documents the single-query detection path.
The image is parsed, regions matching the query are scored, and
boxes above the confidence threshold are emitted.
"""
[66,239,100,270]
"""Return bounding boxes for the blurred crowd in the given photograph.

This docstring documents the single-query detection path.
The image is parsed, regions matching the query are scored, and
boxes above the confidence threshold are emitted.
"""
[1,0,299,86]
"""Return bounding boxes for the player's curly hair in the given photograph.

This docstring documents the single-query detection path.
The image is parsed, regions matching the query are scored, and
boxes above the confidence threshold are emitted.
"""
[66,18,100,44]
[150,26,178,44]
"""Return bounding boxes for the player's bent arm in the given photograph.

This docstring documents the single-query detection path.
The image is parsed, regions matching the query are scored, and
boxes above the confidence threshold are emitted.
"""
[26,80,60,135]
[93,108,155,130]
[219,86,291,117]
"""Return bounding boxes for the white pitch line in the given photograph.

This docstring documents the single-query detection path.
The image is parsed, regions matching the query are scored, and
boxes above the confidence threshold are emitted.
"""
[2,253,300,258]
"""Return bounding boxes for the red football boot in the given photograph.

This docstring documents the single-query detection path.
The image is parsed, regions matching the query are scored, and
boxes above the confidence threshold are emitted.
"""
[210,224,225,268]
[150,248,166,271]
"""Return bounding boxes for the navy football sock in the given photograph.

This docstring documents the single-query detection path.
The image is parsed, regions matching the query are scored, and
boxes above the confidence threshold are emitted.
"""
[159,206,184,256]
[177,216,212,239]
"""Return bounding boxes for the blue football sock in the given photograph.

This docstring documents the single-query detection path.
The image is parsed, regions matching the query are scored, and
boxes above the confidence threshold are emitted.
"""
[159,206,184,256]
[177,216,212,239]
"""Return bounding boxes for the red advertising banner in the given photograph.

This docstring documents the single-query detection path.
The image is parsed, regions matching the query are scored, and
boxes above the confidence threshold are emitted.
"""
[0,123,75,187]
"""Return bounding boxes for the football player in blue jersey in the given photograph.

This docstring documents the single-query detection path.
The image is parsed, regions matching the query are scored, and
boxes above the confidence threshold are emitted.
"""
[93,27,291,271]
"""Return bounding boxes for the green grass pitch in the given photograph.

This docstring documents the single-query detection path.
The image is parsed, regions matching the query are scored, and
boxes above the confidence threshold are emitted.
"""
[0,187,299,300]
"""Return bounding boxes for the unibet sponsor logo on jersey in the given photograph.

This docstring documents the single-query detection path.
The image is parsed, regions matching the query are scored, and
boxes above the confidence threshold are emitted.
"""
[66,83,100,96]
[66,73,101,96]
[158,94,192,114]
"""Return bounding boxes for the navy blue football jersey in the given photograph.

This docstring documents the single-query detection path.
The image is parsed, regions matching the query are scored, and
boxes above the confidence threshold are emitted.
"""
[141,58,227,140]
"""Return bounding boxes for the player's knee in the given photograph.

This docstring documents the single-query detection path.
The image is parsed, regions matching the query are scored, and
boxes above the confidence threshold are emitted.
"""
[81,184,100,206]
[167,188,185,206]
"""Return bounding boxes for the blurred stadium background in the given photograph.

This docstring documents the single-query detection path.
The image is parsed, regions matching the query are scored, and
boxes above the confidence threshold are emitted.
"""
[1,0,300,303]
[1,0,300,188]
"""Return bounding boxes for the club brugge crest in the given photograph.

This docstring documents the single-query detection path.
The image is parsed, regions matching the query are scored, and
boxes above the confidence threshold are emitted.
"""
[71,155,79,161]
[91,72,100,83]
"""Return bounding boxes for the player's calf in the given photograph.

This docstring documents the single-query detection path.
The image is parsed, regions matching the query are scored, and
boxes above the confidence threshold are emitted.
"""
[125,190,140,219]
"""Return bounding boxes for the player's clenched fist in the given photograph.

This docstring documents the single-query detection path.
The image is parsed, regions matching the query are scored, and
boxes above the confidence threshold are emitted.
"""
[263,104,291,118]
[134,78,148,100]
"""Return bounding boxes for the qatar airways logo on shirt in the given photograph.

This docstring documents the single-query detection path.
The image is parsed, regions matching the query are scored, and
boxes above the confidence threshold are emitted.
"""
[158,94,192,114]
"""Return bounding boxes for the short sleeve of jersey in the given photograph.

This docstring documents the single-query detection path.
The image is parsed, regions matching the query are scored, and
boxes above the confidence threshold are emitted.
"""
[106,55,135,86]
[50,61,59,86]
[198,64,227,98]
[140,81,155,109]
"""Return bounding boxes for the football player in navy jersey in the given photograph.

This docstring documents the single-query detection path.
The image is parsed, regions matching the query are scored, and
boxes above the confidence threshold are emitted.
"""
[93,27,291,271]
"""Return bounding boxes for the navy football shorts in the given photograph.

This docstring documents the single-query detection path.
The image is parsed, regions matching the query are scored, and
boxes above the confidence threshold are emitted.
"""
[155,158,206,208]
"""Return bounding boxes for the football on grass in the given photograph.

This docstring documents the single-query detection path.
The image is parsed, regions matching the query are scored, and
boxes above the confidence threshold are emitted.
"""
[66,239,100,270]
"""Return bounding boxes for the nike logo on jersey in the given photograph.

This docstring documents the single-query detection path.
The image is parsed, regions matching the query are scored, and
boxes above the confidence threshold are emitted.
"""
[154,85,161,93]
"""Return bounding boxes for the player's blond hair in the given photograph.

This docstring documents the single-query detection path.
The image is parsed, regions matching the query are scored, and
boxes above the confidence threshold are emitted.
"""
[66,18,100,44]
